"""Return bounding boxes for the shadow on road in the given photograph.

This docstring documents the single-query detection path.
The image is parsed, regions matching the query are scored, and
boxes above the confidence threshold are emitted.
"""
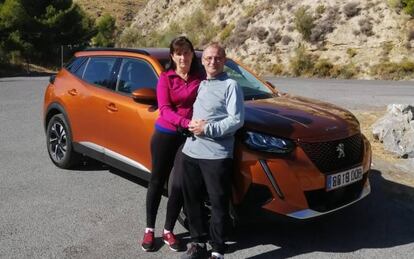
[69,162,414,257]
[226,169,414,258]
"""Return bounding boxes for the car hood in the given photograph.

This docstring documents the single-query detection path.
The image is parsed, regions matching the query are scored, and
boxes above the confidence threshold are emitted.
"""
[244,95,361,141]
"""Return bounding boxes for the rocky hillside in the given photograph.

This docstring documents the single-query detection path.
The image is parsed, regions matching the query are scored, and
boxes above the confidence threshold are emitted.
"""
[82,0,414,79]
[74,0,147,30]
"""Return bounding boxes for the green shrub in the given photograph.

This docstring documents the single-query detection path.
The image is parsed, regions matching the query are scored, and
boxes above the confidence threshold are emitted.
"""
[245,4,260,16]
[381,41,394,61]
[294,6,315,41]
[118,27,145,47]
[91,14,117,47]
[313,59,334,77]
[220,23,235,41]
[316,5,326,16]
[289,44,315,76]
[371,59,414,79]
[346,48,358,59]
[388,0,403,9]
[329,63,358,79]
[402,0,414,16]
[269,63,284,75]
[204,0,219,11]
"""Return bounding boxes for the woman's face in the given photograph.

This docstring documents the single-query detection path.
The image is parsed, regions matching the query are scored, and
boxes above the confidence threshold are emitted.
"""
[171,47,194,72]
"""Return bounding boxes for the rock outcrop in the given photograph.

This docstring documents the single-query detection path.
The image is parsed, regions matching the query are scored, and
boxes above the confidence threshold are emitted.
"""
[372,104,414,158]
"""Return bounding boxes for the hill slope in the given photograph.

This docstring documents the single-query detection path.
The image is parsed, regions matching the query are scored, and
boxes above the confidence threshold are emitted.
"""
[74,0,147,30]
[80,0,414,79]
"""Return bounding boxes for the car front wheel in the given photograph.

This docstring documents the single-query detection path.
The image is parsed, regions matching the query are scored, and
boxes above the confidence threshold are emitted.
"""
[46,114,80,169]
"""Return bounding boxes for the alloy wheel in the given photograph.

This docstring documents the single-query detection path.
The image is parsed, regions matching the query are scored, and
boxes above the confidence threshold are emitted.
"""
[49,121,67,162]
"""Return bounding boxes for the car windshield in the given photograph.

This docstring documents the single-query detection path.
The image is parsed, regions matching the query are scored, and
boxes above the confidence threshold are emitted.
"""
[224,59,274,100]
[158,58,274,100]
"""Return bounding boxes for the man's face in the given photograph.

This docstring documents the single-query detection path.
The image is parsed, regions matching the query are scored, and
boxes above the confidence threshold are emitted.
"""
[202,46,225,78]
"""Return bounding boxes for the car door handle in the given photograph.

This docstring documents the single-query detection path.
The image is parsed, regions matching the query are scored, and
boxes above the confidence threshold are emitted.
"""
[68,89,77,96]
[106,103,118,112]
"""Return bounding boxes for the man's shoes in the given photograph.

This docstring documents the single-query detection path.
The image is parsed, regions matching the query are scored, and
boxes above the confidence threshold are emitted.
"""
[141,230,155,252]
[162,232,180,251]
[180,242,208,259]
[209,252,224,259]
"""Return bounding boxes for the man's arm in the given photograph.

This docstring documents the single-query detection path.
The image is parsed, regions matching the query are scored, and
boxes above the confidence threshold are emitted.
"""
[203,81,244,138]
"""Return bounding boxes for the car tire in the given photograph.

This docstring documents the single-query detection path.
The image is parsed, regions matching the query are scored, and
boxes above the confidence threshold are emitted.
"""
[46,114,81,169]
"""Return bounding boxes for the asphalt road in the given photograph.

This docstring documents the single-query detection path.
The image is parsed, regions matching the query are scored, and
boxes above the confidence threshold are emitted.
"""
[0,76,414,259]
[265,77,414,110]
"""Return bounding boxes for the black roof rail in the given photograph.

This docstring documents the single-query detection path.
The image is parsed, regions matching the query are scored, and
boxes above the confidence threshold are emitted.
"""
[82,47,150,56]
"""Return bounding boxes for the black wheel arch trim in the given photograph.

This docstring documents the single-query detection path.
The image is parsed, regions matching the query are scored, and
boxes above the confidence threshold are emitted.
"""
[44,102,72,133]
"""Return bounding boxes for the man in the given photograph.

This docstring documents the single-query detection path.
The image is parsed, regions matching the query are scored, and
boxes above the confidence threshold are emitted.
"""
[180,42,244,259]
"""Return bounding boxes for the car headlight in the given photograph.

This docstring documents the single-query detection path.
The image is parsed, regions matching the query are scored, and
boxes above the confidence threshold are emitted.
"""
[244,131,295,154]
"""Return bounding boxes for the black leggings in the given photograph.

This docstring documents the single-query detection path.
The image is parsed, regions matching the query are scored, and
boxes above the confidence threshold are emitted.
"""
[146,130,185,230]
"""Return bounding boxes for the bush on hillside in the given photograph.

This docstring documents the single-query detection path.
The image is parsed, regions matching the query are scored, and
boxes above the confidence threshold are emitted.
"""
[91,14,116,47]
[371,59,414,80]
[343,2,361,18]
[253,27,269,41]
[330,63,358,79]
[281,35,293,45]
[269,63,284,75]
[407,29,414,41]
[313,59,334,77]
[402,0,414,16]
[266,29,282,46]
[220,23,235,41]
[346,48,358,59]
[358,18,374,36]
[294,6,315,41]
[310,6,339,43]
[204,0,219,11]
[290,45,316,76]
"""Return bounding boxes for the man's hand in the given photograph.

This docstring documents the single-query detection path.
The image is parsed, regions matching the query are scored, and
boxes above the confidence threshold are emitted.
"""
[188,119,206,136]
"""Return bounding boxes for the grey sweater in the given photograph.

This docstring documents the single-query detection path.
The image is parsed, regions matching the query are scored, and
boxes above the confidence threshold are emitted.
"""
[182,72,245,159]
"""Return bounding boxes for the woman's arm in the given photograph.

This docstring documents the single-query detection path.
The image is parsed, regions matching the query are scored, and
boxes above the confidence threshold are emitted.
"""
[157,74,191,128]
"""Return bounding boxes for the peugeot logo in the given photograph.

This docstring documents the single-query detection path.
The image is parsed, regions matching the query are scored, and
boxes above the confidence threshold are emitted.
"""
[336,143,345,158]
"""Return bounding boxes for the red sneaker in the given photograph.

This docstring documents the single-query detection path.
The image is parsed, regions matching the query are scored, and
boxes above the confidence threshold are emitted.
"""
[162,232,180,251]
[141,231,155,252]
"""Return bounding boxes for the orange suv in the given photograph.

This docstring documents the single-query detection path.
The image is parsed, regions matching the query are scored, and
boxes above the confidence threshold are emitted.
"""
[43,48,371,221]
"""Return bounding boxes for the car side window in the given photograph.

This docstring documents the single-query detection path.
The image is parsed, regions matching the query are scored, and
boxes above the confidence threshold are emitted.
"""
[82,57,117,88]
[65,57,87,74]
[116,58,158,94]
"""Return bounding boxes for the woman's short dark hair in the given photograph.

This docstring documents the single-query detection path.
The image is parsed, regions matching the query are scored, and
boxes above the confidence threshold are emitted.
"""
[166,36,200,74]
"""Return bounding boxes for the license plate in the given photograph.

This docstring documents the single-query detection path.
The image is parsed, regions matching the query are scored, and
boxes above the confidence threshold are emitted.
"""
[326,166,363,191]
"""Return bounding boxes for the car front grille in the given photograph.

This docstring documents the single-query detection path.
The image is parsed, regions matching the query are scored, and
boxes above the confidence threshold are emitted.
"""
[304,174,367,212]
[299,134,364,174]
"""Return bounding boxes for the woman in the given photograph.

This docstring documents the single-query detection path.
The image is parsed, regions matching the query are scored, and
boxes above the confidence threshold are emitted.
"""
[141,36,202,252]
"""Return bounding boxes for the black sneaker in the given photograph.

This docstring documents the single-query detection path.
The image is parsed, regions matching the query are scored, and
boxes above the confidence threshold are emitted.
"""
[180,242,208,259]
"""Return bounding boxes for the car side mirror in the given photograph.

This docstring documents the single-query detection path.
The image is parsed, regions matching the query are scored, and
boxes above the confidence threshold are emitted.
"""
[131,88,157,104]
[266,81,276,88]
[49,74,56,84]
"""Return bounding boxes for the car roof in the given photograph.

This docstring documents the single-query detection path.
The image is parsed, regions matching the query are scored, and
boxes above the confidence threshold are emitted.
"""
[79,47,203,60]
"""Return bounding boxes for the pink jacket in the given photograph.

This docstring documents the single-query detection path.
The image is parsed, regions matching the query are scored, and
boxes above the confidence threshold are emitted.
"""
[155,69,202,131]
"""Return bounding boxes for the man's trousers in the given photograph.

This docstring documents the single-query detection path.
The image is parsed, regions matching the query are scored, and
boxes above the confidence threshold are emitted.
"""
[181,153,232,254]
